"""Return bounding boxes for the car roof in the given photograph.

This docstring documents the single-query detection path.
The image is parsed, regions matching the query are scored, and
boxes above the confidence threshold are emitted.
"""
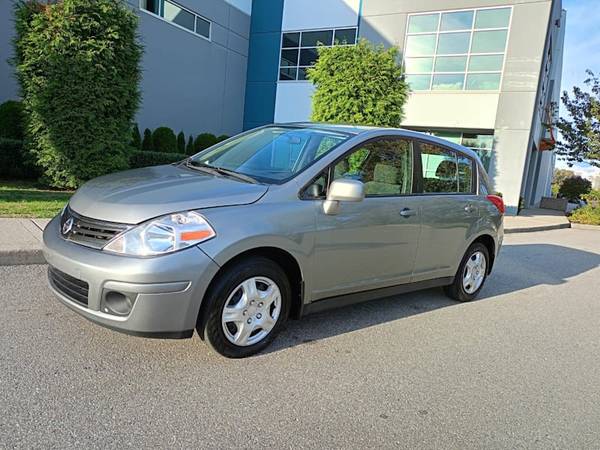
[274,122,481,162]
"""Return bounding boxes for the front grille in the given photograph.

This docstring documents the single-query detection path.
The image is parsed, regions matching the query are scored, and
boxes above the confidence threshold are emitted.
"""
[60,207,129,249]
[48,266,89,306]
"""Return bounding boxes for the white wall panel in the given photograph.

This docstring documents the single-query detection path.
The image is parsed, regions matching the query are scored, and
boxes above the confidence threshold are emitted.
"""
[402,93,499,130]
[282,0,360,31]
[274,82,315,123]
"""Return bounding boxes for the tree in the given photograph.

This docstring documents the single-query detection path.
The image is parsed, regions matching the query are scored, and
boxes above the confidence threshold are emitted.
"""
[142,128,153,151]
[185,135,194,155]
[152,126,177,152]
[131,123,141,149]
[177,131,185,153]
[13,0,142,188]
[556,70,600,167]
[308,39,409,127]
[194,133,217,152]
[558,175,592,201]
[551,168,574,196]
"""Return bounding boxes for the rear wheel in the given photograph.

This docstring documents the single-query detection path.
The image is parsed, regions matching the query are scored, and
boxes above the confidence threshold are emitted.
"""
[444,243,489,302]
[198,257,290,358]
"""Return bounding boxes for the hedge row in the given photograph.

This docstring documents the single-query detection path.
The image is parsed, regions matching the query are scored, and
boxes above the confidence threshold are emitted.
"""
[134,125,229,155]
[129,150,187,169]
[0,138,38,179]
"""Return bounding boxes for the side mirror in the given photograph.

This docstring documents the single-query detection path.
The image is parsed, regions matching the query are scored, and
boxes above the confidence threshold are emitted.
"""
[323,179,365,215]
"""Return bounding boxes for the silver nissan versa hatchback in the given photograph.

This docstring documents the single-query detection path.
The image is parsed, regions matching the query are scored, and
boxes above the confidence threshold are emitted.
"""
[43,124,504,358]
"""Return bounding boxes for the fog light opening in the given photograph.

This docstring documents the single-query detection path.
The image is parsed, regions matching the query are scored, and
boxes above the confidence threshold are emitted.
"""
[104,291,133,316]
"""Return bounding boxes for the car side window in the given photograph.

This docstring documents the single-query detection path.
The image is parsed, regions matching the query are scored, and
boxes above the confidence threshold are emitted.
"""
[333,138,413,196]
[420,143,473,194]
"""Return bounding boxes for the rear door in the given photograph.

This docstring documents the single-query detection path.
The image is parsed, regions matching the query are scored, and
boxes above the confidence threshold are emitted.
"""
[308,137,422,300]
[412,141,480,282]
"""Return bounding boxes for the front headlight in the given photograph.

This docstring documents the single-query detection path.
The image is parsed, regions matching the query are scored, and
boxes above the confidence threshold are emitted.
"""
[103,211,215,256]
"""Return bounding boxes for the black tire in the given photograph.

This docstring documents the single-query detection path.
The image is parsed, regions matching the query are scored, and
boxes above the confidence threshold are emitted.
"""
[197,256,291,358]
[444,243,490,302]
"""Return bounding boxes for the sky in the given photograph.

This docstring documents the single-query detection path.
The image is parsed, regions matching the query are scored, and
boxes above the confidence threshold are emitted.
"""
[556,0,600,179]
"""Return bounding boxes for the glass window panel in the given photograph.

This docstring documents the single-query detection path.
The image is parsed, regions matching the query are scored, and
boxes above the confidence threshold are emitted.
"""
[279,67,297,81]
[301,30,333,47]
[280,49,298,67]
[408,14,439,33]
[282,32,300,48]
[195,16,210,38]
[164,1,195,32]
[466,73,501,90]
[405,74,432,91]
[437,32,470,55]
[297,67,309,80]
[434,56,467,72]
[468,54,504,71]
[404,57,434,73]
[440,11,474,31]
[471,30,508,53]
[405,34,437,56]
[299,48,319,66]
[475,8,511,29]
[141,0,160,14]
[334,28,356,45]
[462,133,494,149]
[476,149,492,172]
[334,139,414,196]
[420,144,459,193]
[432,74,465,90]
[457,155,474,193]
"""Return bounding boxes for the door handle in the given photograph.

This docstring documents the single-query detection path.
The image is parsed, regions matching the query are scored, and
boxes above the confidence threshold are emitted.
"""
[399,208,417,218]
[464,204,476,213]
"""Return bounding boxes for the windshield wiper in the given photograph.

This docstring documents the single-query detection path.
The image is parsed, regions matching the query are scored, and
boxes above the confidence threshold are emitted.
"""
[185,160,258,184]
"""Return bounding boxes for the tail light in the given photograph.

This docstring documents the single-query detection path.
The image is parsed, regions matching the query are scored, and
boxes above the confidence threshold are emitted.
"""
[486,195,505,215]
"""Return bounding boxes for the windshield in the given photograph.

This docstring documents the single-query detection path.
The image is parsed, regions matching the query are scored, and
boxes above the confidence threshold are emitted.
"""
[188,126,351,184]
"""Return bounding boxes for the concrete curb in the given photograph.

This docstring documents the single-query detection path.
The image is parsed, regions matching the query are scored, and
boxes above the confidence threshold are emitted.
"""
[0,249,46,266]
[570,222,600,231]
[504,222,572,234]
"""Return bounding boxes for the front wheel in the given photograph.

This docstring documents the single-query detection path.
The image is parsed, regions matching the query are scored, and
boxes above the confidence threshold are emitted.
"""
[444,243,489,302]
[198,257,291,358]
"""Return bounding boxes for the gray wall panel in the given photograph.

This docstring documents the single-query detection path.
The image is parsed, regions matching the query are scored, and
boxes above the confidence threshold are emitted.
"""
[0,0,19,102]
[229,6,251,38]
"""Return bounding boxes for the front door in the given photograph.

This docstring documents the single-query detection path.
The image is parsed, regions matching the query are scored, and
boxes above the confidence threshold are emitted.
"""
[310,137,421,300]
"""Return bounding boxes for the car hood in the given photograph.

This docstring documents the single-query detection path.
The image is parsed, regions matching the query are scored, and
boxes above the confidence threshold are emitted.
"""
[68,165,269,224]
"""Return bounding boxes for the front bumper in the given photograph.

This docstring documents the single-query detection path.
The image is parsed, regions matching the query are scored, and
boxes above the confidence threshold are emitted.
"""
[43,216,220,337]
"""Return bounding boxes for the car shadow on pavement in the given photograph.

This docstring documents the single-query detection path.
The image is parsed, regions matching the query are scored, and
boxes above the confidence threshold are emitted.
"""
[266,243,600,354]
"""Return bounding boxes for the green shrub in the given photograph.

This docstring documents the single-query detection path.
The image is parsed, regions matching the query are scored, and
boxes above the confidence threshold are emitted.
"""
[129,150,187,169]
[308,39,409,127]
[558,175,592,201]
[217,134,230,142]
[186,135,194,155]
[583,189,600,208]
[177,131,185,153]
[131,123,142,149]
[0,138,38,179]
[13,0,142,188]
[0,100,24,140]
[142,128,153,151]
[152,126,177,153]
[569,205,600,225]
[194,133,217,152]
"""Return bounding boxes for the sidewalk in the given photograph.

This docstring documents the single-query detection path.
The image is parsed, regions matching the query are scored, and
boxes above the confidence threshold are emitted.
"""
[504,208,571,234]
[0,218,49,265]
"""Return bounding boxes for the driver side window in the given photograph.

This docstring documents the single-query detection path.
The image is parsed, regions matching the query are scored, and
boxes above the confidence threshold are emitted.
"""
[333,138,414,196]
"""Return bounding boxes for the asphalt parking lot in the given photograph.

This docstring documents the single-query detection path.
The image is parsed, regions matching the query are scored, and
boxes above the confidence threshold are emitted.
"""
[1,228,600,449]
